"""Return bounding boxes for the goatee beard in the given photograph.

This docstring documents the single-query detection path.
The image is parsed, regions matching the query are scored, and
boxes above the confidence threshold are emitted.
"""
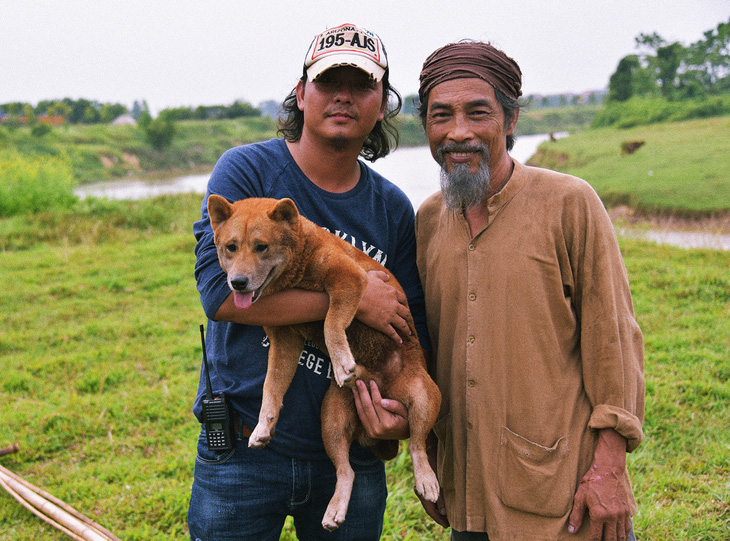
[329,135,348,153]
[437,143,492,211]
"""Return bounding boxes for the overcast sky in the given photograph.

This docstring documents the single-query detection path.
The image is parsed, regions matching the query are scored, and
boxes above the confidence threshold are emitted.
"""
[2,1,728,114]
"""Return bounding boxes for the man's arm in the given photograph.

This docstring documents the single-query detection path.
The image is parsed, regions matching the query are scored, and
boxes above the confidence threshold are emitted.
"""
[568,429,633,540]
[213,270,412,342]
[213,288,329,325]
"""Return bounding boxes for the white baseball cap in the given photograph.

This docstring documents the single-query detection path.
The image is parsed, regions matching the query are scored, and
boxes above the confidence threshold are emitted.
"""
[304,23,388,82]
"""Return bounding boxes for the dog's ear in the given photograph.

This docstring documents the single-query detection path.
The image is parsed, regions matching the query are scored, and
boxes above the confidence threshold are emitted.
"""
[208,194,233,231]
[269,198,299,228]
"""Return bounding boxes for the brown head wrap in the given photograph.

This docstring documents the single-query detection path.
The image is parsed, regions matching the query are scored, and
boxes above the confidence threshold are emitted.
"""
[419,41,522,105]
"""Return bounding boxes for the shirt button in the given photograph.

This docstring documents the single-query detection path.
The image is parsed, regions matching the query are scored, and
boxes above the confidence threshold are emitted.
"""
[467,380,476,387]
[467,336,475,344]
[468,244,475,251]
[469,293,476,301]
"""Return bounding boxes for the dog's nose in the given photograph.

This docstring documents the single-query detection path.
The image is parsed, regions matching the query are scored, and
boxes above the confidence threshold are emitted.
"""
[230,277,249,291]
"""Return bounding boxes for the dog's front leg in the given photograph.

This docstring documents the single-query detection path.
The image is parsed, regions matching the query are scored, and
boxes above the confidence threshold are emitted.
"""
[321,384,358,531]
[249,326,303,448]
[324,264,368,387]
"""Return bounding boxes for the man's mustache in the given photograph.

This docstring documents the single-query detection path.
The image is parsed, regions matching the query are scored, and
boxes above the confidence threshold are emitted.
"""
[436,143,489,164]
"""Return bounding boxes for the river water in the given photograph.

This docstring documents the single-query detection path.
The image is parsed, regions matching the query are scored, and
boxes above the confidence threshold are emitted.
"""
[75,133,729,251]
[74,133,553,207]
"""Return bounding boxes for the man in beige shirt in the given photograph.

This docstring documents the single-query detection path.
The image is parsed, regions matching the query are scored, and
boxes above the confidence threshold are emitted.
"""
[413,41,645,541]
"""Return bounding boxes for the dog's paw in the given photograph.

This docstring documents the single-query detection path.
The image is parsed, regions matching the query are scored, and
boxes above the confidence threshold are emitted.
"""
[334,361,366,388]
[333,366,356,388]
[321,502,347,532]
[415,471,440,503]
[331,349,359,387]
[248,424,272,449]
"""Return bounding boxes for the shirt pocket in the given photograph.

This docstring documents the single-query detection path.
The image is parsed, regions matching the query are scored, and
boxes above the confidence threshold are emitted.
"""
[497,426,574,518]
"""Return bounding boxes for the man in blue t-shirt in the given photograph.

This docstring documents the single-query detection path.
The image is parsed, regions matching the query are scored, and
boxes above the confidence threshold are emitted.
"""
[187,23,426,540]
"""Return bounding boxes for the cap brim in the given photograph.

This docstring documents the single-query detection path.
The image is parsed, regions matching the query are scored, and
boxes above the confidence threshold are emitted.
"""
[307,54,386,82]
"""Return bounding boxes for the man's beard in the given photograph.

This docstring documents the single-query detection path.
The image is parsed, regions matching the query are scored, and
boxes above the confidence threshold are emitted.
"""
[329,135,348,153]
[436,143,492,211]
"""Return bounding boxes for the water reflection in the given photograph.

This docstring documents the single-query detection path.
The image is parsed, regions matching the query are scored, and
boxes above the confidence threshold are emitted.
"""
[619,228,730,251]
[75,172,210,201]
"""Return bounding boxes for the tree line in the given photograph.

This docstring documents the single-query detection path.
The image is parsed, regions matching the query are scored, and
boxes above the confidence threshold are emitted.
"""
[608,18,729,102]
[2,18,726,142]
[0,98,262,126]
[0,98,128,125]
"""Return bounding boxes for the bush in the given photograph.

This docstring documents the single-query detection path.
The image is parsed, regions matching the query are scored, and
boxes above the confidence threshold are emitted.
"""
[0,149,78,216]
[592,95,730,129]
[31,123,52,138]
[143,111,176,150]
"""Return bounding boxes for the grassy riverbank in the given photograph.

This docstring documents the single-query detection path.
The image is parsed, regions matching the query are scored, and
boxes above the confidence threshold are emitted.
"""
[529,115,730,216]
[4,108,730,222]
[0,106,595,186]
[0,195,728,539]
[0,117,279,184]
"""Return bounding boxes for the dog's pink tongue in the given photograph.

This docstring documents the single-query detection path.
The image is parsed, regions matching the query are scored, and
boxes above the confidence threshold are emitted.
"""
[233,291,253,310]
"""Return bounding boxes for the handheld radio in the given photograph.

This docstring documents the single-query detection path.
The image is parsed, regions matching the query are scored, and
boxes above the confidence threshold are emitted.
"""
[199,324,234,451]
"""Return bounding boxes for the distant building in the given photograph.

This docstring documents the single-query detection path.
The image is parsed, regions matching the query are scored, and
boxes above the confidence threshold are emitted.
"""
[257,100,283,119]
[112,114,137,126]
[0,114,65,125]
[38,115,66,126]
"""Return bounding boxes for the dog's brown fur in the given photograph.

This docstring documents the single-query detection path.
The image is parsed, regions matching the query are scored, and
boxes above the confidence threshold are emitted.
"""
[207,195,441,531]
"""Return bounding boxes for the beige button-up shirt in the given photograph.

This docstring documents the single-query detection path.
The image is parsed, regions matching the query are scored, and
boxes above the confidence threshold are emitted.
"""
[416,161,645,540]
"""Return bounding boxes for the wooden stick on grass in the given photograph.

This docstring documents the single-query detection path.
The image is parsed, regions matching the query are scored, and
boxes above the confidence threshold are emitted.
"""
[0,461,121,541]
[0,443,20,457]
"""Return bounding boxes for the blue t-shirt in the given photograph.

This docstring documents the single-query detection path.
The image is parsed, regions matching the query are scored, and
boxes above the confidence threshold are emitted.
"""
[192,138,429,459]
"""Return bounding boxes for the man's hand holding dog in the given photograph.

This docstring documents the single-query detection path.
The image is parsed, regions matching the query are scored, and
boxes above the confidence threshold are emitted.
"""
[356,270,412,343]
[353,379,410,440]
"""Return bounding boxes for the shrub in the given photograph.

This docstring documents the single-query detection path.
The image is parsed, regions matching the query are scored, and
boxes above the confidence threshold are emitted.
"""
[31,123,52,138]
[0,149,78,216]
[592,96,730,129]
[143,111,176,150]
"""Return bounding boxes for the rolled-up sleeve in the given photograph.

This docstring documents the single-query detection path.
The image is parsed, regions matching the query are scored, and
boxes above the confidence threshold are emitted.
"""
[570,185,645,452]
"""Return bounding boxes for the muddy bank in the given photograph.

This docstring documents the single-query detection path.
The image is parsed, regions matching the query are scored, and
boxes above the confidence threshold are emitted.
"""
[609,205,730,234]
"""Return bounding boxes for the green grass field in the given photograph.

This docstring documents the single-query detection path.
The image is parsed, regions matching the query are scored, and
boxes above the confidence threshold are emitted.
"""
[0,194,728,539]
[529,116,730,214]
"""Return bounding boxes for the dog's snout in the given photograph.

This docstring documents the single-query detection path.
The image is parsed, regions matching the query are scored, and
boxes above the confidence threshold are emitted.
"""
[230,277,249,291]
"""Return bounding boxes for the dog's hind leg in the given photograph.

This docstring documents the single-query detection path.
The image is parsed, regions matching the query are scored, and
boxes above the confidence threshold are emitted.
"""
[320,384,358,531]
[390,365,442,503]
[248,326,303,448]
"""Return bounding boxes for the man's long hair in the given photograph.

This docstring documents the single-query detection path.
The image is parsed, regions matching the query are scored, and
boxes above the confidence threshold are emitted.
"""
[277,70,402,162]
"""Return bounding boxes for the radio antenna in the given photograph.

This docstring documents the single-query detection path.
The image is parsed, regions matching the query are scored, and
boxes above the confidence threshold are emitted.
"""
[199,324,214,401]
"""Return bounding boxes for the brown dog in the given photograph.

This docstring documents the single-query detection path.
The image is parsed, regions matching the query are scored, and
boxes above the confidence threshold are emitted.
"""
[207,195,441,531]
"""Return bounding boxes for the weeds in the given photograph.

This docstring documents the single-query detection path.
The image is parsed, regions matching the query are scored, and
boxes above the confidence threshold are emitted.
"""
[0,149,78,216]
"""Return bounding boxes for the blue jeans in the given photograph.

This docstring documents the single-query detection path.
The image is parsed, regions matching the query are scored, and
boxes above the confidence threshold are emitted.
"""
[187,427,387,541]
